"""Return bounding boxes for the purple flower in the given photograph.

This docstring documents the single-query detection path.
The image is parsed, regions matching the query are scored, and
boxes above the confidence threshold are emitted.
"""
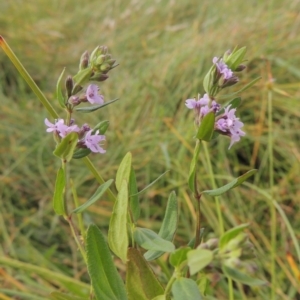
[84,130,106,153]
[45,118,80,138]
[216,106,245,148]
[86,84,104,104]
[213,57,233,80]
[185,93,210,110]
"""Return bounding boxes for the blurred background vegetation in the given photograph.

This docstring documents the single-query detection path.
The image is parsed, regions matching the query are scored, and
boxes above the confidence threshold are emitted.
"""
[0,0,300,299]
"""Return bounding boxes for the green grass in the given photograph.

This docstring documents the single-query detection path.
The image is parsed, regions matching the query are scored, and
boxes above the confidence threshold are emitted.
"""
[1,0,300,299]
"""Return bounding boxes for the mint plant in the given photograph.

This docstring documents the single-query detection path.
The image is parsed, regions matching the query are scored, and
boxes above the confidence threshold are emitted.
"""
[0,35,264,300]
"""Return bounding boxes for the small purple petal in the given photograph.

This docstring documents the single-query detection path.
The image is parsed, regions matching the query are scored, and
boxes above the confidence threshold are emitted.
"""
[84,130,106,153]
[86,84,104,105]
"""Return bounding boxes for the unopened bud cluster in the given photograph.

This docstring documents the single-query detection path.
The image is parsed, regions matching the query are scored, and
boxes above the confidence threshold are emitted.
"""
[45,45,117,159]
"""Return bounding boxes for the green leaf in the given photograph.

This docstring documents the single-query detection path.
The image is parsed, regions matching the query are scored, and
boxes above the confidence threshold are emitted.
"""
[129,168,140,222]
[144,191,178,261]
[169,247,191,268]
[53,132,78,162]
[134,227,175,253]
[132,171,169,196]
[49,292,87,300]
[52,167,65,216]
[108,180,129,263]
[73,68,92,86]
[202,169,257,197]
[222,265,266,286]
[172,278,202,300]
[151,296,166,300]
[115,152,132,192]
[75,98,119,113]
[219,77,261,100]
[196,112,215,142]
[126,248,164,300]
[56,68,66,108]
[92,120,110,134]
[219,223,249,250]
[86,225,128,300]
[225,46,247,70]
[72,148,91,159]
[203,65,215,94]
[72,179,114,214]
[188,141,201,193]
[216,97,241,116]
[187,249,213,275]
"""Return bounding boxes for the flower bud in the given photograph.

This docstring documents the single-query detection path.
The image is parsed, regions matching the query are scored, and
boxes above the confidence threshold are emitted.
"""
[68,96,80,106]
[234,64,246,72]
[96,55,106,66]
[107,59,116,66]
[65,76,74,97]
[100,63,111,72]
[206,238,219,250]
[219,75,239,88]
[223,233,248,252]
[79,51,89,70]
[90,73,109,82]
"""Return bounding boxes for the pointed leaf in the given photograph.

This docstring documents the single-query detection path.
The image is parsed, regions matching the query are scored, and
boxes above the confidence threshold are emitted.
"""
[73,68,92,86]
[108,180,128,263]
[73,179,114,214]
[53,132,78,162]
[75,98,119,113]
[188,141,201,193]
[169,247,191,268]
[134,227,175,253]
[202,169,257,197]
[49,292,87,300]
[172,278,202,300]
[86,225,128,300]
[219,223,249,250]
[115,152,132,191]
[56,68,66,108]
[222,265,265,286]
[127,248,164,300]
[92,120,110,134]
[72,148,91,159]
[187,249,213,275]
[52,167,65,216]
[129,168,140,222]
[145,191,178,260]
[219,77,261,99]
[132,171,169,196]
[225,46,247,70]
[196,112,215,142]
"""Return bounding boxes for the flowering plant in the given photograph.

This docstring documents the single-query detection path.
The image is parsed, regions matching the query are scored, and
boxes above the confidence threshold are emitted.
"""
[1,36,264,300]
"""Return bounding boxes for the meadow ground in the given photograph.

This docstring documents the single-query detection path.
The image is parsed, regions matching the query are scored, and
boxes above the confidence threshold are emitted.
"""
[0,0,300,299]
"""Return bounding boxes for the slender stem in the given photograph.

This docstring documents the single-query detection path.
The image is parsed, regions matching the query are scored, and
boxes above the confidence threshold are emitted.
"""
[71,179,86,241]
[66,215,87,264]
[202,142,224,235]
[0,36,58,119]
[61,161,69,216]
[268,86,276,299]
[202,141,233,299]
[164,273,177,296]
[83,157,116,202]
[194,191,202,249]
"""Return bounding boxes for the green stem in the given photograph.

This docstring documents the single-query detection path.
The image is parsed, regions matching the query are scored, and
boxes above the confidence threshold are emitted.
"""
[202,142,233,299]
[71,180,86,241]
[268,88,276,299]
[66,214,87,264]
[0,35,58,119]
[164,274,177,296]
[202,142,224,235]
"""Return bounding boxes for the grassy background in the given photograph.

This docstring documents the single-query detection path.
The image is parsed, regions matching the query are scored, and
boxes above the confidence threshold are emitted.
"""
[1,0,300,299]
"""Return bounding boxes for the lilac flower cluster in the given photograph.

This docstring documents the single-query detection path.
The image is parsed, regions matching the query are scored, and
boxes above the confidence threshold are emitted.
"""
[185,93,245,149]
[45,84,106,154]
[213,57,233,80]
